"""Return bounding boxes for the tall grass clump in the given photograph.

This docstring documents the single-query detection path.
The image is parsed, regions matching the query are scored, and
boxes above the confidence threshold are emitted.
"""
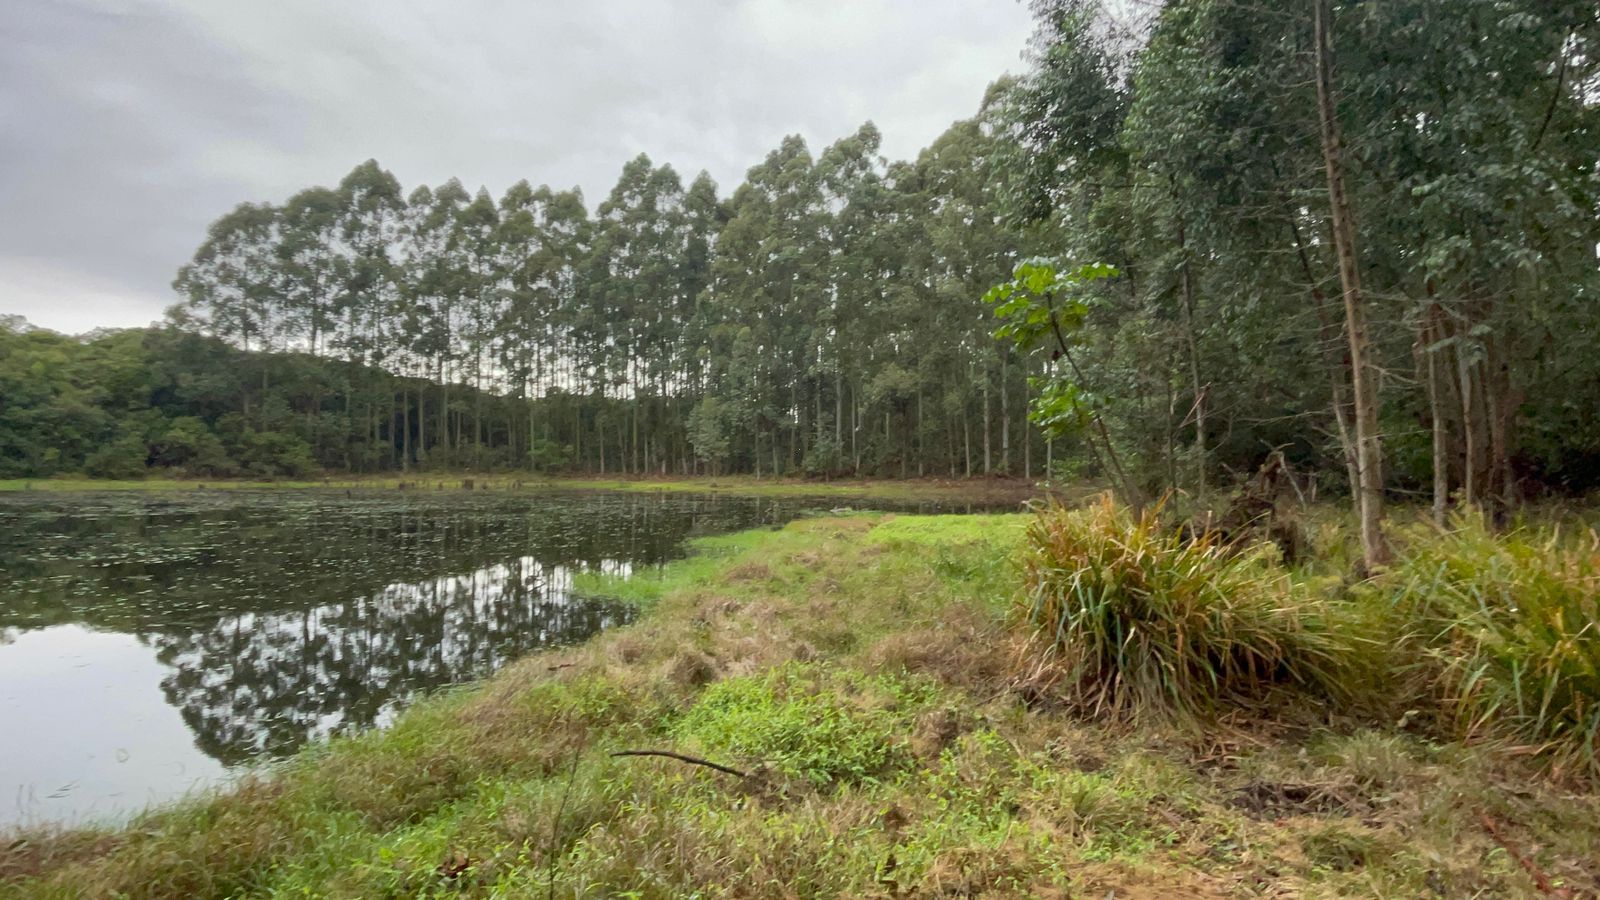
[1016,496,1351,721]
[1391,515,1600,773]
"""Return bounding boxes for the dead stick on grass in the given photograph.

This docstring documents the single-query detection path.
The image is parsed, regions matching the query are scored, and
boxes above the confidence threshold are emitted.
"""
[610,750,747,779]
[1477,810,1566,897]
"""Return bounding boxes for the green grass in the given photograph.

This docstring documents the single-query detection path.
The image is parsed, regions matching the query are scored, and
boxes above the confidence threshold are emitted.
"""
[5,509,1599,897]
[569,530,774,607]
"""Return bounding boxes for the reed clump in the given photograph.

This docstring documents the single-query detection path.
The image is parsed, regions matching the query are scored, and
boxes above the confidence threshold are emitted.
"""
[1390,514,1600,774]
[1015,496,1352,721]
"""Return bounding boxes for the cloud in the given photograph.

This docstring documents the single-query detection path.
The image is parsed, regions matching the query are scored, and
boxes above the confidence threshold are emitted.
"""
[0,0,1032,334]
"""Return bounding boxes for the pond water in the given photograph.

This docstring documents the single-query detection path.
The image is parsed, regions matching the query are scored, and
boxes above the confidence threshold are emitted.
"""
[0,488,987,827]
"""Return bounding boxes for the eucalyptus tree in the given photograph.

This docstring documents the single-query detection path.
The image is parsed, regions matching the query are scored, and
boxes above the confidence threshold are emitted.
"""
[333,160,407,469]
[173,203,285,354]
[450,187,502,464]
[915,108,1024,476]
[710,135,829,474]
[815,123,889,472]
[588,155,697,472]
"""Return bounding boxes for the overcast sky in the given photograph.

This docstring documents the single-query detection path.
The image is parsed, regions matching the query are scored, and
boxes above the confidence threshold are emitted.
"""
[1,0,1033,335]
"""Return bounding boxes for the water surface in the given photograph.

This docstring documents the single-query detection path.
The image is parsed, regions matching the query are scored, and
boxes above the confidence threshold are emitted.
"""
[0,488,981,826]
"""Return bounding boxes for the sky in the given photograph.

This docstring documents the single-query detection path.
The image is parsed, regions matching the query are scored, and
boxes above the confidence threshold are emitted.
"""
[0,0,1035,336]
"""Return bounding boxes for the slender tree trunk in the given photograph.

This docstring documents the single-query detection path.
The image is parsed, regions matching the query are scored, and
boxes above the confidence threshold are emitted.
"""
[1176,212,1206,498]
[398,388,407,472]
[1456,328,1477,507]
[1488,332,1518,510]
[1284,193,1359,494]
[963,413,971,477]
[999,351,1011,475]
[982,367,992,475]
[1424,304,1448,524]
[1315,0,1388,568]
[916,390,925,477]
[1024,373,1032,481]
[835,370,843,445]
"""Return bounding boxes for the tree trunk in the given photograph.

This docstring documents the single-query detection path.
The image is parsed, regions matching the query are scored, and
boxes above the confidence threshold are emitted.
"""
[999,351,1010,475]
[1283,192,1359,496]
[982,366,992,475]
[1456,328,1477,507]
[1176,212,1206,498]
[1424,304,1448,524]
[1315,0,1388,569]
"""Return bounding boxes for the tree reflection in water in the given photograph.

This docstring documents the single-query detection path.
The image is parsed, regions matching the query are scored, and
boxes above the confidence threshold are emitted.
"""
[150,558,636,764]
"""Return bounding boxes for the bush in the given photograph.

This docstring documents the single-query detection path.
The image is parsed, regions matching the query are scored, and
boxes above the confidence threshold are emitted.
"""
[802,435,844,478]
[154,417,236,476]
[528,438,574,472]
[1016,496,1352,721]
[83,430,149,479]
[1390,515,1600,772]
[236,430,317,478]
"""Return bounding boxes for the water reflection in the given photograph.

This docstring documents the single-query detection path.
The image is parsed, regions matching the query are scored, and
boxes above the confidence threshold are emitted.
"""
[149,558,635,764]
[0,489,971,824]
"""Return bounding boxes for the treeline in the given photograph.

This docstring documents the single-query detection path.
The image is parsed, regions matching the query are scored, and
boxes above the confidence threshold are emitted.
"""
[152,114,1042,479]
[5,110,1050,479]
[4,0,1597,493]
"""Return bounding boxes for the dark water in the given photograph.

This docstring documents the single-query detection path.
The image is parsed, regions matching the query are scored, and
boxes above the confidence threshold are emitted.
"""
[0,488,987,826]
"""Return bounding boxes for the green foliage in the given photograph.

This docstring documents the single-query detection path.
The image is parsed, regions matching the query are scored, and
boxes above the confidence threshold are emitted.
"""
[155,417,236,476]
[1389,515,1600,771]
[676,664,932,785]
[83,430,150,480]
[983,258,1117,356]
[1017,497,1352,720]
[235,430,317,478]
[527,438,573,472]
[801,434,844,477]
[685,396,733,472]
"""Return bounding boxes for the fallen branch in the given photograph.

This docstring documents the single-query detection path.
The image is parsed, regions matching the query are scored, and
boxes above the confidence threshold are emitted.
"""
[1477,810,1567,897]
[610,750,748,779]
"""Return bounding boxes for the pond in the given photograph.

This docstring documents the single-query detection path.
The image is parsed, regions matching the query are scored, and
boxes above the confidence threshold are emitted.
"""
[0,488,988,827]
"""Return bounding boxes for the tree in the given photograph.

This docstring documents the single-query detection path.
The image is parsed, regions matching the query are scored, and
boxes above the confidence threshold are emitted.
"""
[1314,0,1387,568]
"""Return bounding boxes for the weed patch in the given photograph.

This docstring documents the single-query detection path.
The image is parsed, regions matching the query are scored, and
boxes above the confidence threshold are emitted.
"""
[675,664,936,786]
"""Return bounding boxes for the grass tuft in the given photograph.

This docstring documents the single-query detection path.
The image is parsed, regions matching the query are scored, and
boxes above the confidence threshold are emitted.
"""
[1390,514,1600,773]
[1015,496,1354,721]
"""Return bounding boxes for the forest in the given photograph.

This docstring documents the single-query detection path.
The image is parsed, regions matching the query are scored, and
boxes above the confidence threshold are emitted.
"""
[3,0,1598,505]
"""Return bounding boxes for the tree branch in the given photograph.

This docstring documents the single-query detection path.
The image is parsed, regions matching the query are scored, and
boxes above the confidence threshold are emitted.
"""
[609,750,748,779]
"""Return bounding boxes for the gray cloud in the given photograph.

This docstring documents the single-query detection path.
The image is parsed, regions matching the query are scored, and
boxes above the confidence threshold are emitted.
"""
[0,0,1032,334]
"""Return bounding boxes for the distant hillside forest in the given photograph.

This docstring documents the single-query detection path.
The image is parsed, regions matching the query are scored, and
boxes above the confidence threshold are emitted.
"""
[4,0,1598,497]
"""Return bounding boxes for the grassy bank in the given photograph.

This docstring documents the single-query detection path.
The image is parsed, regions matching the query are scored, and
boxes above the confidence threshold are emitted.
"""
[5,511,1599,897]
[0,473,1042,504]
